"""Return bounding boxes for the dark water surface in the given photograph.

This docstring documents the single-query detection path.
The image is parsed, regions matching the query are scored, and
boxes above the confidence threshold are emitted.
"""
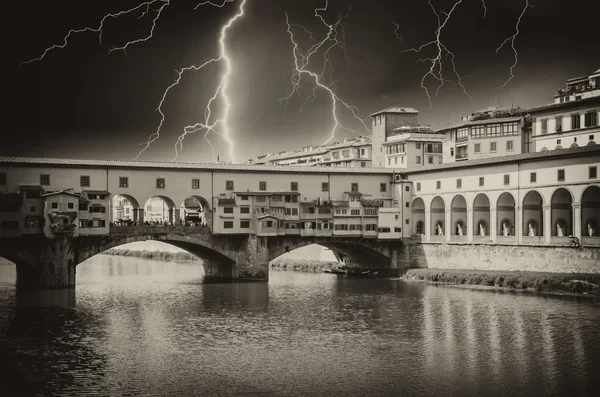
[0,256,599,396]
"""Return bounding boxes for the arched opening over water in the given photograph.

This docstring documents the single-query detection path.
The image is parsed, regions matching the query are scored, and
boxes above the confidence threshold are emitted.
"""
[143,196,177,225]
[111,194,140,225]
[473,193,490,237]
[179,196,212,228]
[497,192,515,237]
[450,195,467,236]
[0,256,17,286]
[412,198,425,236]
[551,188,573,237]
[430,196,445,236]
[269,244,338,272]
[523,190,543,237]
[581,185,600,237]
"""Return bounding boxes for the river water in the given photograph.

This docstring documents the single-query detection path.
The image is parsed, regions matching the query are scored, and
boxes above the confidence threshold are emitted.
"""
[0,256,599,397]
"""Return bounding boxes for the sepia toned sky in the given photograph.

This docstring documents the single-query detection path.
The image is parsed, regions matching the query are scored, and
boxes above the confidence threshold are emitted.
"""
[6,0,600,163]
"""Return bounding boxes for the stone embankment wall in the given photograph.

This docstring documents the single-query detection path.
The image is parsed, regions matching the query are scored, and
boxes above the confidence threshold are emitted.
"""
[402,243,600,274]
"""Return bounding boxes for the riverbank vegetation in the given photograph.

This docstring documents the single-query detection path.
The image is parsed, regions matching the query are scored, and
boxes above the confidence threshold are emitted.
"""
[403,268,600,296]
[103,249,201,261]
[270,259,336,272]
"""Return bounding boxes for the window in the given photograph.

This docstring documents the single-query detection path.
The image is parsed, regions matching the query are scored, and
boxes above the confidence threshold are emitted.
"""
[156,178,165,189]
[416,143,421,149]
[450,147,454,156]
[555,116,563,132]
[504,175,510,185]
[474,143,481,153]
[490,142,497,152]
[259,181,267,191]
[405,202,410,208]
[456,128,469,142]
[506,140,514,151]
[590,166,597,179]
[471,125,485,138]
[239,195,248,201]
[79,203,88,211]
[541,119,548,134]
[51,202,58,209]
[361,162,366,167]
[557,139,561,145]
[416,182,421,191]
[80,176,90,187]
[271,195,282,202]
[456,179,462,189]
[321,182,329,192]
[557,169,565,182]
[119,177,128,188]
[351,209,360,215]
[0,173,5,185]
[502,122,519,136]
[224,207,234,214]
[226,180,234,190]
[416,156,421,164]
[67,202,74,209]
[240,207,250,214]
[378,227,391,233]
[590,135,595,141]
[192,179,200,189]
[571,114,581,129]
[361,148,365,155]
[240,221,250,228]
[405,186,410,192]
[436,181,441,190]
[585,112,598,128]
[428,156,433,164]
[479,177,484,187]
[40,174,50,185]
[224,221,233,229]
[530,172,537,183]
[351,183,358,192]
[291,182,298,191]
[380,183,387,192]
[256,196,266,202]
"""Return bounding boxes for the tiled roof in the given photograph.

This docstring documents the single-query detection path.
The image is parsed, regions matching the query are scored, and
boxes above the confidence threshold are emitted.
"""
[0,156,394,174]
[83,190,111,195]
[370,107,419,116]
[436,116,523,133]
[18,184,44,191]
[42,190,81,198]
[526,95,600,114]
[403,144,600,175]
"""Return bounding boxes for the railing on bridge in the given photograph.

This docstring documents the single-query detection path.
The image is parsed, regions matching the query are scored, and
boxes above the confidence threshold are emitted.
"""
[109,225,211,235]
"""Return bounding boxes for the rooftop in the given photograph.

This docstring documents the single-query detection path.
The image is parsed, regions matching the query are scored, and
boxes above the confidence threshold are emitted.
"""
[403,143,600,174]
[436,116,524,133]
[370,107,419,116]
[0,156,394,175]
[527,95,600,115]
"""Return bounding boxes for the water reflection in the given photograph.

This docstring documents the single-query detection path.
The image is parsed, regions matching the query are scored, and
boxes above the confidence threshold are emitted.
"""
[0,257,598,397]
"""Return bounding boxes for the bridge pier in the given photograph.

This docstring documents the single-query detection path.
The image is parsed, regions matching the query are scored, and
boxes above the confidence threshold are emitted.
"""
[234,235,269,281]
[6,236,77,290]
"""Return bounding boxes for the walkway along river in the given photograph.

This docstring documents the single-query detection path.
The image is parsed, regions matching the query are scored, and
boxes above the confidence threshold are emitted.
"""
[0,255,599,396]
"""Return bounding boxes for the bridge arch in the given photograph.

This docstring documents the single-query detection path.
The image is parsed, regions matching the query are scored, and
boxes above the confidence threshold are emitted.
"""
[581,185,600,237]
[111,194,141,224]
[180,195,212,228]
[473,193,490,237]
[497,192,515,237]
[551,188,573,237]
[450,195,467,236]
[430,196,445,236]
[412,198,425,236]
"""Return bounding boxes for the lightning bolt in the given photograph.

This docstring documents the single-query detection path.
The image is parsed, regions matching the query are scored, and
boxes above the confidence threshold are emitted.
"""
[166,0,246,162]
[392,22,403,44]
[19,0,171,68]
[496,0,531,89]
[280,0,370,145]
[400,0,472,108]
[481,0,487,17]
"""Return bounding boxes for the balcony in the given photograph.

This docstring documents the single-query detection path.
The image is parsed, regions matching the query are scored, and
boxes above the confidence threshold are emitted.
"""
[455,152,468,160]
[50,223,76,234]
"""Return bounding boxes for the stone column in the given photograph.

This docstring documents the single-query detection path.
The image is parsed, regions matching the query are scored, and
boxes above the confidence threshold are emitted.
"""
[425,209,431,242]
[132,208,139,224]
[515,205,522,245]
[137,209,145,223]
[168,209,174,224]
[467,206,473,243]
[14,236,76,289]
[174,209,181,224]
[445,210,451,242]
[543,205,552,243]
[573,202,582,240]
[490,207,497,243]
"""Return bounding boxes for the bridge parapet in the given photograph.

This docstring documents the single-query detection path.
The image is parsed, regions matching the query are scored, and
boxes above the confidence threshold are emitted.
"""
[109,225,211,236]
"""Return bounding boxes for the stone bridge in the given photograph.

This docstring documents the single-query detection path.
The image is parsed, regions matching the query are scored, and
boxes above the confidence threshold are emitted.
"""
[0,225,405,289]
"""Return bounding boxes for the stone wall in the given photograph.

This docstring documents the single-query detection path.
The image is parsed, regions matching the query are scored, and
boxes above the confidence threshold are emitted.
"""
[403,242,600,274]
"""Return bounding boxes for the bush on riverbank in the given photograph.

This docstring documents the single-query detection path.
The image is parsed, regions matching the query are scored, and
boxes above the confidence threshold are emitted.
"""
[103,249,201,261]
[270,259,336,273]
[403,268,600,295]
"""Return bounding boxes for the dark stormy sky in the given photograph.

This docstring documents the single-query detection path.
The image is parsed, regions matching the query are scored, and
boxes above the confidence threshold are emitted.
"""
[6,0,600,163]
